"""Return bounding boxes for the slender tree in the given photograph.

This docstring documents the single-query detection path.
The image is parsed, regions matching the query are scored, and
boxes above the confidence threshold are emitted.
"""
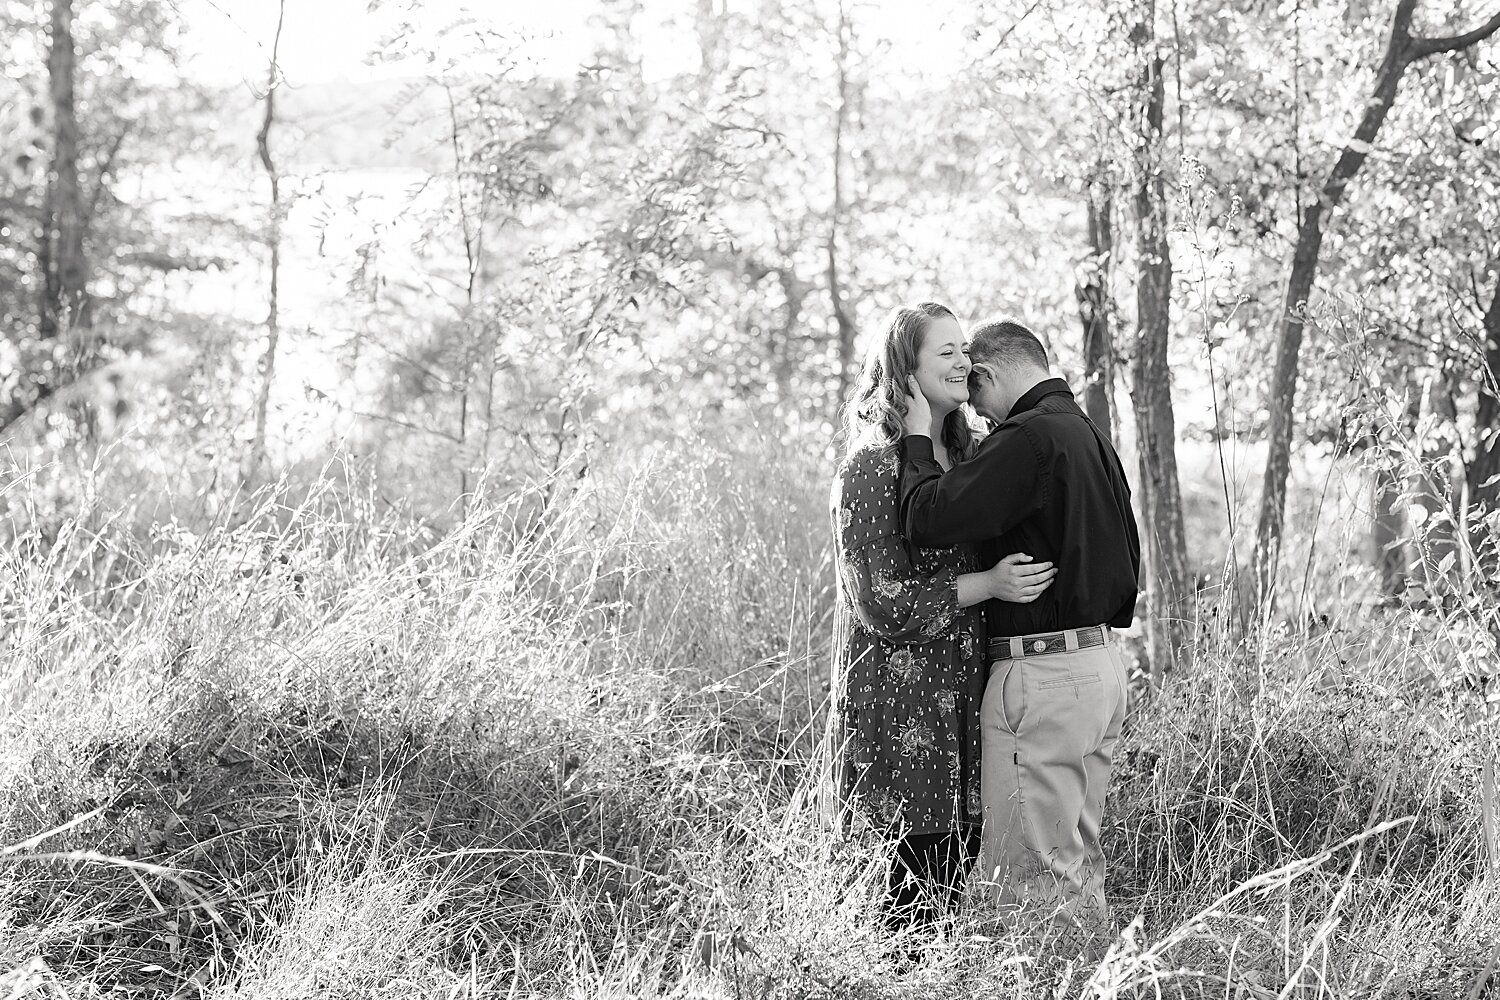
[1471,276,1500,511]
[694,0,724,83]
[1372,458,1407,597]
[1253,0,1500,604]
[41,0,87,346]
[1,2,199,437]
[1076,163,1116,443]
[443,77,485,513]
[1130,5,1191,676]
[828,0,857,415]
[248,0,287,480]
[1410,372,1462,595]
[1467,274,1500,579]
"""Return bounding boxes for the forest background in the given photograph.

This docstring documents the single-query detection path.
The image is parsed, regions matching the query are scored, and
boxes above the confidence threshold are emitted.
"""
[1,0,1499,996]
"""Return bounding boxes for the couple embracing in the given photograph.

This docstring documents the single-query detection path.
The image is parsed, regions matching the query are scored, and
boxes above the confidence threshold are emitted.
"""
[829,302,1141,939]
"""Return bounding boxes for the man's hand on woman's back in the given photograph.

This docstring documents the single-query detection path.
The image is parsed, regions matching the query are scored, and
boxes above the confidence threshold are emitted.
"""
[987,552,1057,604]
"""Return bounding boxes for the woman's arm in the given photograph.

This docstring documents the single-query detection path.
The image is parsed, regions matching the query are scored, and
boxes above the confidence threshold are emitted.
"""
[956,571,994,610]
[841,542,1057,642]
[838,533,963,642]
[833,447,1055,643]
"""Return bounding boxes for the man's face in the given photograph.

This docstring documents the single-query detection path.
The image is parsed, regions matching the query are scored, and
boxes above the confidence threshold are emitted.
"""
[967,362,1013,423]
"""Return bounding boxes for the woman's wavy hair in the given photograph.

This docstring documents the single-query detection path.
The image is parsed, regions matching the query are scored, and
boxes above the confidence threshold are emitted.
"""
[841,301,977,461]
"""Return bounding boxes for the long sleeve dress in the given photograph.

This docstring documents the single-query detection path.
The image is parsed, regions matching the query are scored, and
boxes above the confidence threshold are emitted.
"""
[829,440,987,837]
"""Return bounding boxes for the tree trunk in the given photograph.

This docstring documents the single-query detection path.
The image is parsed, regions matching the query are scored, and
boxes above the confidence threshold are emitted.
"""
[828,0,857,416]
[1130,36,1191,678]
[1469,277,1500,512]
[1076,166,1115,443]
[778,268,810,397]
[1410,375,1461,598]
[43,0,87,346]
[694,0,723,83]
[442,82,482,512]
[38,172,57,340]
[1372,457,1407,599]
[247,0,286,482]
[1253,0,1500,604]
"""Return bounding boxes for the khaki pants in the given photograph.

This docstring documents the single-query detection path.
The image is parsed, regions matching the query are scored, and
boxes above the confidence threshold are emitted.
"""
[977,639,1127,930]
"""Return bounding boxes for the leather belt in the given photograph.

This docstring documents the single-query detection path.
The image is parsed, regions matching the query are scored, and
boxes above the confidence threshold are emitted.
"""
[987,625,1113,661]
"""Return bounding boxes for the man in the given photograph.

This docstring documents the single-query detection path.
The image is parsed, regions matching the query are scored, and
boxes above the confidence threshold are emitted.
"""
[898,317,1140,934]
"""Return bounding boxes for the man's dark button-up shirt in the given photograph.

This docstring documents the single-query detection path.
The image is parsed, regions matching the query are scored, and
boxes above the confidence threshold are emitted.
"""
[900,377,1141,638]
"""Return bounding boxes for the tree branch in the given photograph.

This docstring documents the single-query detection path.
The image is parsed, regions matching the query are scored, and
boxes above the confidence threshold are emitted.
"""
[82,126,129,235]
[311,393,464,444]
[1406,8,1500,62]
[0,381,56,438]
[0,355,112,438]
[120,250,228,272]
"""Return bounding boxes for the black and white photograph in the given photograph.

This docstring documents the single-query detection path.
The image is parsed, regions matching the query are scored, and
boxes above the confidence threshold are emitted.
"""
[1,0,1498,995]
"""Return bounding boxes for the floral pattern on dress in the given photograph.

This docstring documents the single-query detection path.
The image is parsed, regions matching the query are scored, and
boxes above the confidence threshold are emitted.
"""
[887,649,925,684]
[864,787,903,827]
[898,722,937,761]
[837,503,854,532]
[873,567,907,600]
[829,441,988,837]
[921,609,956,639]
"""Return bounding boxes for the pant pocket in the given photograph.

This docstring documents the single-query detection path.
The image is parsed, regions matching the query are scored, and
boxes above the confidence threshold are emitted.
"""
[1110,646,1130,715]
[1036,671,1104,693]
[987,659,1025,735]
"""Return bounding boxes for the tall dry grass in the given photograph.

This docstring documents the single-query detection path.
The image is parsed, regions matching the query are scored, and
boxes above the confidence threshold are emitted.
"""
[0,414,1496,998]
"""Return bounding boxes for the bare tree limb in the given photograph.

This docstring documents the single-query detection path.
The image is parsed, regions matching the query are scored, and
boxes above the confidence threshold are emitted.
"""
[1406,9,1500,62]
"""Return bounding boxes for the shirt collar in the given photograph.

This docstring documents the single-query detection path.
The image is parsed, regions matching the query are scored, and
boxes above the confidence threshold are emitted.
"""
[1006,377,1073,420]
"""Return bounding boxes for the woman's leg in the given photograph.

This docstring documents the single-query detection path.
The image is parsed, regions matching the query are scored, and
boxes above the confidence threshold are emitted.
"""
[887,832,941,929]
[886,830,976,930]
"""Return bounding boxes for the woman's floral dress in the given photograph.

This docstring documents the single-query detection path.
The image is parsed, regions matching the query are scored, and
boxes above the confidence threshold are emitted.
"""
[829,440,987,837]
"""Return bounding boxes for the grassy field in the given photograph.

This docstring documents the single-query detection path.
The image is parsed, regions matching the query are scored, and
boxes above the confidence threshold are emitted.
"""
[1,429,1496,999]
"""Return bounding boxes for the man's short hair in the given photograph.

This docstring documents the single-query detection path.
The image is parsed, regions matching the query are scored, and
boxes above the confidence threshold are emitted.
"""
[969,318,1050,372]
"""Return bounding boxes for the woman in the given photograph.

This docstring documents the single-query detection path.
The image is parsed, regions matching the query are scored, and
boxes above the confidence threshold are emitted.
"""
[830,301,1056,930]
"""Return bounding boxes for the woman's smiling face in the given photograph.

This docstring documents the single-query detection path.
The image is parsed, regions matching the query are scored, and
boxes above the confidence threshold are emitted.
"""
[911,314,971,414]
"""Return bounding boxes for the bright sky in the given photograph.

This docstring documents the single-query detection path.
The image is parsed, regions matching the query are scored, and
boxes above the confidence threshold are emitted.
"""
[175,0,964,89]
[176,0,597,86]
